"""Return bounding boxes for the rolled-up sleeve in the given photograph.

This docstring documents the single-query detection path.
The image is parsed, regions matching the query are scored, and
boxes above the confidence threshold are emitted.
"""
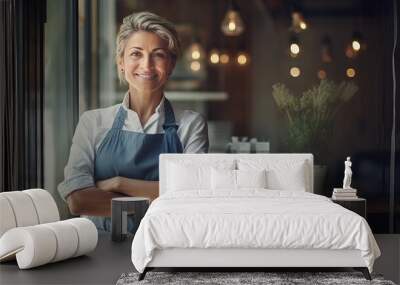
[183,113,209,153]
[58,112,96,201]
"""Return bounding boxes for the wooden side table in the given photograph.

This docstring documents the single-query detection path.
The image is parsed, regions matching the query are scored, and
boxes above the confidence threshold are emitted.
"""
[331,197,366,218]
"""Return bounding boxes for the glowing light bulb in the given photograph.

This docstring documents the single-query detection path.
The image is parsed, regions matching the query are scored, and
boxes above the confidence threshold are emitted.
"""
[290,67,301,77]
[352,40,361,51]
[221,8,244,36]
[185,42,205,61]
[237,53,248,65]
[209,50,220,64]
[220,53,230,64]
[228,21,236,31]
[290,43,300,55]
[346,68,356,78]
[291,11,307,33]
[192,50,200,60]
[190,61,201,72]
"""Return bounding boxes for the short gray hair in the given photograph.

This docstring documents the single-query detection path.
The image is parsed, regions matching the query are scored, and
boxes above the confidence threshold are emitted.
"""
[116,11,181,84]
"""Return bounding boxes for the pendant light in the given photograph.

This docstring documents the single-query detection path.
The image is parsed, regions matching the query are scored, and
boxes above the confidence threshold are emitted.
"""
[221,0,245,37]
[236,51,249,66]
[289,35,300,57]
[185,37,206,61]
[290,6,307,33]
[345,31,365,59]
[185,36,206,73]
[209,49,220,64]
[351,31,364,52]
[219,52,230,64]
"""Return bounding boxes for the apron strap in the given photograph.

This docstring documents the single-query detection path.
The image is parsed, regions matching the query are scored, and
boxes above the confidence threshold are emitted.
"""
[162,99,178,130]
[162,99,183,153]
[111,106,127,130]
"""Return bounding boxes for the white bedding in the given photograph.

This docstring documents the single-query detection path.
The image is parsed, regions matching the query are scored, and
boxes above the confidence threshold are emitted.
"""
[131,190,380,273]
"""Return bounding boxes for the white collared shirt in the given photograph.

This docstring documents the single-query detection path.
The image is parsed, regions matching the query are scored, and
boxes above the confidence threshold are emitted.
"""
[58,93,209,200]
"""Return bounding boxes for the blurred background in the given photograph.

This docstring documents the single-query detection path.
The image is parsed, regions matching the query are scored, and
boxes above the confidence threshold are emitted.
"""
[44,0,399,233]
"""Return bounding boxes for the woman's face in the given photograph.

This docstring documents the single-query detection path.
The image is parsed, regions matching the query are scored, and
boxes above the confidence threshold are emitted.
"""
[120,31,175,94]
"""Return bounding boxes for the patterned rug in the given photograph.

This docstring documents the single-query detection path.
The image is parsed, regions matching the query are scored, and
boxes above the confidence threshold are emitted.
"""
[116,271,396,285]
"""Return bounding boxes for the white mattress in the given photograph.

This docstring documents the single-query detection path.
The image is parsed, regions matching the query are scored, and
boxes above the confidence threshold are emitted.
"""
[131,190,380,273]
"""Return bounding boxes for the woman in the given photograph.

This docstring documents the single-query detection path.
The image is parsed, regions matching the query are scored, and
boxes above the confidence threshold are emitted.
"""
[58,12,209,232]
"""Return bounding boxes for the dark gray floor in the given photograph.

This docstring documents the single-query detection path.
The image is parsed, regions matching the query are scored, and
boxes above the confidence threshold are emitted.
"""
[373,234,400,284]
[1,233,398,285]
[0,232,133,285]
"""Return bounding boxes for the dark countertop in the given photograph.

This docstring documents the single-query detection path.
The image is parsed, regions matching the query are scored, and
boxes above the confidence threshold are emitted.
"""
[0,232,134,285]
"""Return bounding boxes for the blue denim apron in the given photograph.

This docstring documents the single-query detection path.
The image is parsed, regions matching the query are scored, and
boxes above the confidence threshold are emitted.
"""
[87,98,183,232]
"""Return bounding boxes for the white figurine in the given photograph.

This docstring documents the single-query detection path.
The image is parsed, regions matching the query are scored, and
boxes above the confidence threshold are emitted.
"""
[342,157,353,189]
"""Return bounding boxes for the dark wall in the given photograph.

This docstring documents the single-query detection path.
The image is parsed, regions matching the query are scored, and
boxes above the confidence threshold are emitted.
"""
[250,0,399,233]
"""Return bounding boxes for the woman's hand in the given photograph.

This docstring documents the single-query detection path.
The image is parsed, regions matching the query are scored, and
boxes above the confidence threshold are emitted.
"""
[96,176,123,192]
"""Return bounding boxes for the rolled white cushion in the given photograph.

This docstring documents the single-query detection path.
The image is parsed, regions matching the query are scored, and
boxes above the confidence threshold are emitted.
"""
[42,222,79,262]
[0,196,17,237]
[0,191,39,227]
[65,218,98,257]
[0,218,98,269]
[0,226,57,269]
[23,189,59,223]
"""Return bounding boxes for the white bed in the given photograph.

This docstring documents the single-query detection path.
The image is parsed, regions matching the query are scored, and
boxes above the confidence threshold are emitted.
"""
[131,154,380,280]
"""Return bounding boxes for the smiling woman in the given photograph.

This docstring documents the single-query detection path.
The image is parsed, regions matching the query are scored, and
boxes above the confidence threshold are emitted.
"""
[120,31,174,126]
[57,11,209,233]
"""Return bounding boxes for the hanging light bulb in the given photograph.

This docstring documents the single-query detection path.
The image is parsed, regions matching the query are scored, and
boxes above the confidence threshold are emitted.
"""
[190,61,201,72]
[184,36,205,74]
[290,9,307,33]
[220,52,230,64]
[236,52,249,65]
[289,35,300,57]
[221,0,245,36]
[290,43,300,55]
[346,67,356,78]
[352,40,361,51]
[209,49,220,64]
[185,41,206,61]
[290,67,301,77]
[351,31,365,52]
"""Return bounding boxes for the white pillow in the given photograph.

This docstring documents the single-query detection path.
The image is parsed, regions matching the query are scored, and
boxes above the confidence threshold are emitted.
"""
[237,159,307,191]
[237,169,267,188]
[166,160,235,191]
[211,168,267,190]
[211,168,236,190]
